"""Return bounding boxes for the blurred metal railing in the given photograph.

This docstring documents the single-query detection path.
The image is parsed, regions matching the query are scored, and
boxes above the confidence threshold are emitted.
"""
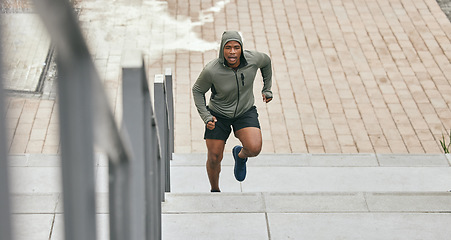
[21,0,174,239]
[0,27,13,240]
[154,72,173,195]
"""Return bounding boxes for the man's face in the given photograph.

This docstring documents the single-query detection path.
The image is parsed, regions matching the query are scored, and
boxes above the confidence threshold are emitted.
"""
[223,41,241,68]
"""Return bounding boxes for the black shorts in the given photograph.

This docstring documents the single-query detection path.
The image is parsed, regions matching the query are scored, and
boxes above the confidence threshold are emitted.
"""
[204,106,260,141]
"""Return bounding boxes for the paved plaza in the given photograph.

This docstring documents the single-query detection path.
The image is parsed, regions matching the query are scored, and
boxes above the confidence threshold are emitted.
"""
[2,0,451,155]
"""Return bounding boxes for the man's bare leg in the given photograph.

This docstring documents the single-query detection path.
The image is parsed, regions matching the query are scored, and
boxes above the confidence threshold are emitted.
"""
[234,127,262,159]
[206,139,226,192]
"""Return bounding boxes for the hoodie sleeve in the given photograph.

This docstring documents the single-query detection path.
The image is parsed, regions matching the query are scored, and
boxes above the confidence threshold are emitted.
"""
[259,53,273,99]
[192,68,215,124]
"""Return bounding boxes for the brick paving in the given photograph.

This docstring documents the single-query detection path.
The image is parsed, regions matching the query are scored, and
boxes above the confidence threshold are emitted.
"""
[1,0,49,92]
[3,0,451,154]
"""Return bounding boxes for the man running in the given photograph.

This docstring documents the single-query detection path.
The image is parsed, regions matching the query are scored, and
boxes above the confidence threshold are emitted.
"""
[192,30,273,192]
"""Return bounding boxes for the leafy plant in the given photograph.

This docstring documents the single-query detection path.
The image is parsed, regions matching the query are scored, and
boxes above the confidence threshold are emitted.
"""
[439,130,451,154]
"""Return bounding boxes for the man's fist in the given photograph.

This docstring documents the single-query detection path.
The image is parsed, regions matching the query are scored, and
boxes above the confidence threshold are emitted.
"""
[207,116,217,130]
[263,94,273,103]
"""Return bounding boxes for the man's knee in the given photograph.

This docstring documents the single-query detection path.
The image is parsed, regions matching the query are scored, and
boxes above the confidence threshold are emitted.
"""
[208,152,223,164]
[244,144,261,157]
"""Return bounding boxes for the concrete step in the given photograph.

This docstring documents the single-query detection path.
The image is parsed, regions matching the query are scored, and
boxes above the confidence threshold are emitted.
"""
[171,153,451,193]
[12,191,451,214]
[161,191,451,240]
[9,191,451,240]
[8,153,451,194]
[163,153,451,239]
[172,153,451,167]
[7,153,451,240]
[162,191,451,214]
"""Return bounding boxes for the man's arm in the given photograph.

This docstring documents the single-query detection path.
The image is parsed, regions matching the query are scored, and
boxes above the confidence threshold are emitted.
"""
[192,69,215,124]
[259,53,273,101]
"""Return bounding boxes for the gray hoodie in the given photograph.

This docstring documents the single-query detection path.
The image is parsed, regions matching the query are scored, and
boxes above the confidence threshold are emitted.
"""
[192,31,273,124]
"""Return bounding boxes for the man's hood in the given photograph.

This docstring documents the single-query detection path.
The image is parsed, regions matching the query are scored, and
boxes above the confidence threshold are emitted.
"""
[218,31,247,66]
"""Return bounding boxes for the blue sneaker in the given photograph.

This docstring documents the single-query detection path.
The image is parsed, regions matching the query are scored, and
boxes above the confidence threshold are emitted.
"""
[232,145,247,182]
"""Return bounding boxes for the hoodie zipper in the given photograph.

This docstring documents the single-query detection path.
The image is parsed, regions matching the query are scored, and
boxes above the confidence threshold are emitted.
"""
[233,70,240,118]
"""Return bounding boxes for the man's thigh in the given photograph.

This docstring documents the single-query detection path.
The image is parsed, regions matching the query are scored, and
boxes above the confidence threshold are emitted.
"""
[206,139,226,154]
[234,127,262,149]
[206,139,226,162]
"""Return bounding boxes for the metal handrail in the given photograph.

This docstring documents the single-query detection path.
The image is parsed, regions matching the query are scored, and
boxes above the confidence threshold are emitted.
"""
[0,29,13,240]
[121,51,163,240]
[154,75,170,195]
[33,0,98,239]
[30,0,173,239]
[165,68,175,184]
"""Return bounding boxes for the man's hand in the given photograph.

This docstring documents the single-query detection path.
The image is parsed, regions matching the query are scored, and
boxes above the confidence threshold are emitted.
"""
[262,94,273,103]
[206,116,217,130]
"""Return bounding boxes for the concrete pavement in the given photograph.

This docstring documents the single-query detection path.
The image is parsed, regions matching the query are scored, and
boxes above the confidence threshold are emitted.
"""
[171,153,451,193]
[7,153,451,239]
[162,192,451,240]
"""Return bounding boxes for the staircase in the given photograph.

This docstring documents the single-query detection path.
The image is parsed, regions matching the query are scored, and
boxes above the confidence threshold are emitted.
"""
[164,153,451,240]
[8,153,451,239]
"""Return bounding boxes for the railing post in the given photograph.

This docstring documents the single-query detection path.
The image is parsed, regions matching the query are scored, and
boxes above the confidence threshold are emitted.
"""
[165,68,174,160]
[121,51,161,240]
[0,27,13,240]
[54,27,98,240]
[108,154,131,240]
[148,111,162,240]
[120,52,146,239]
[154,74,169,199]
